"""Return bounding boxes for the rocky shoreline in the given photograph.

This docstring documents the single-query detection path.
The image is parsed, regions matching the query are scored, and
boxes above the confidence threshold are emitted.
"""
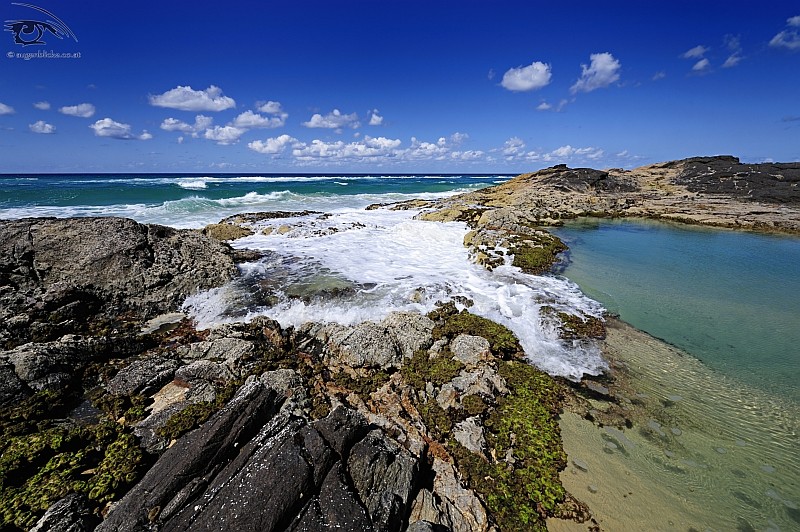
[1,155,797,531]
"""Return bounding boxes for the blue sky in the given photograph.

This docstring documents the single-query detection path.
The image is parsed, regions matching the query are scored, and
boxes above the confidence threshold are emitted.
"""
[1,0,798,173]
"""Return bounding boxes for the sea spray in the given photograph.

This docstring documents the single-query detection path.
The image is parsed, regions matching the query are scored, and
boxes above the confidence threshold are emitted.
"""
[183,208,608,380]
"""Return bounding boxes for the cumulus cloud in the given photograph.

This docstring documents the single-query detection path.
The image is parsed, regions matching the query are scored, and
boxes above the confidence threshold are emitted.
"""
[232,110,285,129]
[248,134,298,155]
[203,125,246,145]
[33,101,50,110]
[500,61,552,91]
[502,137,526,158]
[499,137,604,163]
[770,16,800,50]
[293,136,402,161]
[652,71,666,81]
[29,120,55,134]
[682,45,709,59]
[570,53,621,94]
[368,109,384,126]
[59,103,96,118]
[160,115,213,136]
[256,101,285,114]
[302,109,360,130]
[692,58,711,71]
[0,103,14,115]
[536,101,552,111]
[149,85,235,111]
[89,118,151,140]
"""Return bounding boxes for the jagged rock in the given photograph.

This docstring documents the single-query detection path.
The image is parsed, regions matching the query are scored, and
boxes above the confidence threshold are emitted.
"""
[453,417,486,456]
[106,356,181,396]
[261,368,310,415]
[383,312,435,358]
[450,367,508,397]
[0,217,236,346]
[175,337,255,376]
[29,493,96,532]
[174,359,234,384]
[288,461,373,531]
[449,335,491,368]
[348,429,420,532]
[406,520,451,532]
[322,322,401,369]
[408,458,491,532]
[0,361,26,405]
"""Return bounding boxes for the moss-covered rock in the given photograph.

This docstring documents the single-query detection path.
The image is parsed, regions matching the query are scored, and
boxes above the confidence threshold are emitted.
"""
[507,231,567,275]
[428,303,521,359]
[401,349,464,390]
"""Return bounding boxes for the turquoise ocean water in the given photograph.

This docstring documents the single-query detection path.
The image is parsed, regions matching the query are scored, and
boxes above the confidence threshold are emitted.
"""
[552,218,800,404]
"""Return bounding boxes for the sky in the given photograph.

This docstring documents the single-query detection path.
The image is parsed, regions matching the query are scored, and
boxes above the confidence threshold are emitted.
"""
[0,0,798,173]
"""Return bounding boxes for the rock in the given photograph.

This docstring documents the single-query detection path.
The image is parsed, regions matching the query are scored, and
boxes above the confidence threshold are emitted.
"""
[30,493,96,532]
[0,218,236,349]
[348,429,420,532]
[453,417,486,456]
[97,378,282,531]
[176,337,255,374]
[409,458,491,532]
[174,360,234,384]
[322,322,402,369]
[449,367,507,397]
[449,335,491,368]
[0,361,26,405]
[106,356,181,396]
[201,223,254,241]
[139,312,186,335]
[383,312,435,358]
[312,405,369,457]
[407,520,451,532]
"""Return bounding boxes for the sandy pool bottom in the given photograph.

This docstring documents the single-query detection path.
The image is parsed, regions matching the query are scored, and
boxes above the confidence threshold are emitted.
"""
[548,320,799,532]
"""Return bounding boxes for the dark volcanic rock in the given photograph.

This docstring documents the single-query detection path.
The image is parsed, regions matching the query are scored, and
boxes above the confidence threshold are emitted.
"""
[29,493,97,532]
[536,165,639,193]
[0,217,236,347]
[674,156,800,204]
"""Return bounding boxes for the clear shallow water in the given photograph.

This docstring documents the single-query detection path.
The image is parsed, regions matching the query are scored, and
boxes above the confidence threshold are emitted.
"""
[551,218,800,404]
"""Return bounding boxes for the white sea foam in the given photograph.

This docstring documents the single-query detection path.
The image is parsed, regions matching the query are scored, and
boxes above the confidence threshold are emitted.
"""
[183,208,607,380]
[176,178,209,190]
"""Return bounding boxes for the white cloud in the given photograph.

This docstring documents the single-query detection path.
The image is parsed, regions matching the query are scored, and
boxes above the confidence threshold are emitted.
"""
[203,125,247,145]
[571,53,621,94]
[89,118,151,140]
[789,15,800,27]
[652,71,666,81]
[248,134,298,155]
[722,54,741,68]
[368,109,384,126]
[770,30,800,50]
[232,110,285,129]
[682,45,709,59]
[502,137,526,158]
[256,100,284,115]
[293,136,402,160]
[29,120,55,134]
[33,101,50,110]
[59,103,96,118]
[500,61,552,91]
[0,103,14,115]
[450,150,485,161]
[449,132,468,145]
[302,109,360,130]
[160,115,213,136]
[149,85,235,111]
[536,101,552,111]
[487,69,495,80]
[692,58,711,71]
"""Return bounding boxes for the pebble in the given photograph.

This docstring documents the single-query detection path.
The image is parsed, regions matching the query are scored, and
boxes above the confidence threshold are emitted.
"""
[667,394,683,402]
[664,450,676,459]
[760,465,776,474]
[605,442,618,450]
[588,484,599,494]
[670,427,682,436]
[572,458,590,472]
[736,439,747,447]
[647,420,666,437]
[715,447,727,454]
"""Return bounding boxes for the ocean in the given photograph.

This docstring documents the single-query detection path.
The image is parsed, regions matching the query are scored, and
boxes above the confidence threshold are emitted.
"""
[2,173,798,529]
